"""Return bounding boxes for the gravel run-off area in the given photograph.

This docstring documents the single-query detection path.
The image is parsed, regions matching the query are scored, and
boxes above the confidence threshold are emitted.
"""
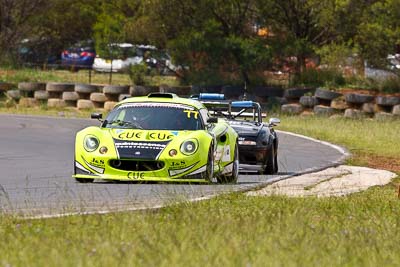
[247,165,397,197]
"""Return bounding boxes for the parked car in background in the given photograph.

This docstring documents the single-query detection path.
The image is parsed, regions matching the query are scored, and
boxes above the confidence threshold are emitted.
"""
[18,38,60,66]
[388,54,400,70]
[61,41,96,69]
[145,51,180,75]
[93,43,156,72]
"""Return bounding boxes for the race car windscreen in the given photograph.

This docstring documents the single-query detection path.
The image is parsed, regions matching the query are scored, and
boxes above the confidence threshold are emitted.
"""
[104,103,203,130]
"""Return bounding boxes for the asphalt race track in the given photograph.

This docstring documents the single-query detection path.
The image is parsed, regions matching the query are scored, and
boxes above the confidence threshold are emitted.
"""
[0,114,347,217]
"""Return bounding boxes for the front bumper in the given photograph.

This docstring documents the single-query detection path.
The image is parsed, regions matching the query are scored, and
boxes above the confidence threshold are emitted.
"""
[73,159,209,183]
[238,146,268,165]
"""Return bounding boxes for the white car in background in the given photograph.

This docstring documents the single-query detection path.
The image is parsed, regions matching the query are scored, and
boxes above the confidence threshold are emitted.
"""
[93,43,156,72]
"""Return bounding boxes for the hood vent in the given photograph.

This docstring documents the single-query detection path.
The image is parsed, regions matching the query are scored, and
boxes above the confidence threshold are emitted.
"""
[147,93,176,98]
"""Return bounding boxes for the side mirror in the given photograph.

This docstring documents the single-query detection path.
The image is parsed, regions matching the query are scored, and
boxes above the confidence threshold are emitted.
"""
[207,117,218,123]
[91,113,103,120]
[268,118,280,127]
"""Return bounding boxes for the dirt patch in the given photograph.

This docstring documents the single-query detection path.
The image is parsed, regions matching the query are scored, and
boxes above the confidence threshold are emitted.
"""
[356,153,400,173]
[339,88,378,95]
[0,70,17,76]
[338,88,400,97]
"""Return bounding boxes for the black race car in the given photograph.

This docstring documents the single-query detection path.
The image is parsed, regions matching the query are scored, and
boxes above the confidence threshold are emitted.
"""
[194,93,280,174]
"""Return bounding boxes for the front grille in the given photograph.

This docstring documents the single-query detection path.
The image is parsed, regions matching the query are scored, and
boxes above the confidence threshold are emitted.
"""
[239,148,267,164]
[109,159,165,171]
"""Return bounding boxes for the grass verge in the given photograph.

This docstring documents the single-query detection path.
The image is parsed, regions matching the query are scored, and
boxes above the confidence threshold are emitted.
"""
[1,189,400,266]
[277,115,400,172]
[0,68,179,86]
[0,113,399,266]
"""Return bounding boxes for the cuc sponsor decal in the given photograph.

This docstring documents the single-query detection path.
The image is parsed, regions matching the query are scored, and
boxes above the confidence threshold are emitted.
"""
[116,130,174,141]
[118,131,142,139]
[149,132,174,140]
[127,172,145,180]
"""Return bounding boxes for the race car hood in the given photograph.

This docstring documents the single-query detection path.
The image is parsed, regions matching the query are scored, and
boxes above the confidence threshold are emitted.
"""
[108,129,184,160]
[228,121,262,137]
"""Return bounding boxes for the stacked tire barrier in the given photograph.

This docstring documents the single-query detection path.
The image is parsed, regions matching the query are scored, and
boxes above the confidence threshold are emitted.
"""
[3,82,400,119]
[280,87,400,119]
[4,82,194,110]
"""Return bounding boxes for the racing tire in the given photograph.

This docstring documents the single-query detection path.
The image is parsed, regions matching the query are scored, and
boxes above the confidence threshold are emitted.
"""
[313,105,335,116]
[18,82,46,92]
[34,90,49,100]
[75,84,101,94]
[90,92,107,103]
[376,96,400,106]
[46,82,75,92]
[19,98,38,108]
[103,85,129,95]
[77,99,95,110]
[62,91,79,101]
[6,90,21,100]
[202,148,214,182]
[274,152,278,174]
[217,144,239,184]
[47,98,66,108]
[75,178,94,183]
[344,93,375,104]
[284,88,315,99]
[315,88,342,100]
[264,145,276,175]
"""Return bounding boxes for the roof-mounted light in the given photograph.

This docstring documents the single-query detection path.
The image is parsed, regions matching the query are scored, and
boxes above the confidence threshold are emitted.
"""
[198,93,225,100]
[231,101,255,108]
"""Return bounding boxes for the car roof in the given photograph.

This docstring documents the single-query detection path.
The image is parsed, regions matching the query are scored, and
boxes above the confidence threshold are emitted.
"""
[118,93,205,110]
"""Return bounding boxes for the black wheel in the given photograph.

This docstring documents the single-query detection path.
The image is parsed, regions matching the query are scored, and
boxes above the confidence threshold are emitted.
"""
[75,178,94,183]
[274,152,278,174]
[202,148,214,182]
[217,144,239,184]
[264,145,275,175]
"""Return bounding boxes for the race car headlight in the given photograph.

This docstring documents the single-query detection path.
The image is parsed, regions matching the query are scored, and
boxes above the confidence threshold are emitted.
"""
[83,135,100,152]
[180,139,198,155]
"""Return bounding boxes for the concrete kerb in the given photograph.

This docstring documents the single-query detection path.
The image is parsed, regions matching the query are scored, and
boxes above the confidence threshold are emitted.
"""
[230,130,351,194]
[25,130,350,220]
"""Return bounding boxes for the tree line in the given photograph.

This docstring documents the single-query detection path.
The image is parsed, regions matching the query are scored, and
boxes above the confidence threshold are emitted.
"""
[0,0,399,85]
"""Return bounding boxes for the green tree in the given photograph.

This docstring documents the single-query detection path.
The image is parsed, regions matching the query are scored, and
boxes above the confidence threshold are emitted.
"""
[131,0,273,85]
[0,0,48,64]
[93,0,141,59]
[355,0,400,71]
[257,0,339,75]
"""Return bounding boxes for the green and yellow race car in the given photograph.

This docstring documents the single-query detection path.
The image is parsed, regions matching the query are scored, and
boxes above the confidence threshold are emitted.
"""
[73,93,239,183]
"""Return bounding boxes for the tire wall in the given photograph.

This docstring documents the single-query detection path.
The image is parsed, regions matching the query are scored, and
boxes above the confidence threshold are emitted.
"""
[3,83,400,119]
